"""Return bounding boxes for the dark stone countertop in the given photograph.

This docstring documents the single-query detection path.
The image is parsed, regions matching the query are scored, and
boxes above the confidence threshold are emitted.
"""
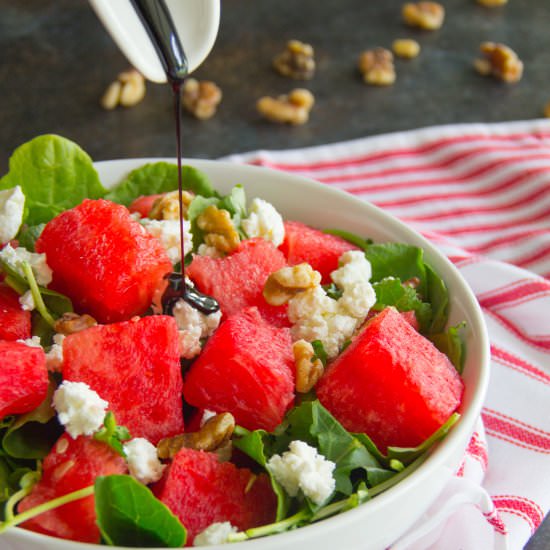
[0,1,548,547]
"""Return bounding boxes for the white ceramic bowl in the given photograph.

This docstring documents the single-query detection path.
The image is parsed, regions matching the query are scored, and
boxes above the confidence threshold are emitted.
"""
[1,159,490,550]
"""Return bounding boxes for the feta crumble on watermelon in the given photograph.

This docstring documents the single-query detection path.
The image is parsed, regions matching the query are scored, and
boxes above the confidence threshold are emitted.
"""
[53,381,108,438]
[123,437,166,485]
[241,197,285,246]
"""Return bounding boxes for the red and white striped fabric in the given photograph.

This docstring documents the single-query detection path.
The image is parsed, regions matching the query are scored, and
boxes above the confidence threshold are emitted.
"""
[224,120,550,550]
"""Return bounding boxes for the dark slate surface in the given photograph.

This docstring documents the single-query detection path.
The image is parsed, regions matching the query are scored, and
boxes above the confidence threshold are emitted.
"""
[0,1,548,547]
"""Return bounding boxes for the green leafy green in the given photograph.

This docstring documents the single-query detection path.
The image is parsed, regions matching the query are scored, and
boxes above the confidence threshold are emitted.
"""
[311,340,328,367]
[430,324,467,373]
[0,135,106,225]
[372,277,432,332]
[104,162,216,206]
[365,243,427,296]
[324,229,372,251]
[15,224,45,252]
[94,412,131,457]
[95,475,186,548]
[322,282,343,300]
[425,264,449,333]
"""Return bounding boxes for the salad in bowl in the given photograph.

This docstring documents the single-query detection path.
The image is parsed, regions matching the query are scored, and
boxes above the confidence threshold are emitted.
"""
[0,135,489,549]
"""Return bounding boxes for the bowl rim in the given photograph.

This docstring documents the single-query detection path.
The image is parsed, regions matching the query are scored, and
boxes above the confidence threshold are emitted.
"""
[7,158,491,550]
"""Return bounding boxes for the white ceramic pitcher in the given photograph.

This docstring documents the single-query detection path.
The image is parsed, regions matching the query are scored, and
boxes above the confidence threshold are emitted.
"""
[89,0,220,82]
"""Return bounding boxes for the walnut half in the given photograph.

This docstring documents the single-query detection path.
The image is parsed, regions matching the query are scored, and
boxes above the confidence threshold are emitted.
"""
[196,205,240,254]
[293,340,325,393]
[402,2,445,30]
[157,412,235,459]
[256,89,315,125]
[273,40,316,80]
[263,264,321,306]
[474,42,523,83]
[358,48,396,86]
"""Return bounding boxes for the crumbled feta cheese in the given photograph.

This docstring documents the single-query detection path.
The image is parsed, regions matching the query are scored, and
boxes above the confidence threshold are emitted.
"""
[267,440,335,505]
[140,218,193,265]
[0,186,25,244]
[197,243,223,258]
[172,298,222,359]
[288,251,376,359]
[53,381,108,438]
[19,290,35,311]
[123,437,166,485]
[241,198,285,247]
[0,244,53,286]
[45,333,65,372]
[193,522,238,547]
[17,335,42,348]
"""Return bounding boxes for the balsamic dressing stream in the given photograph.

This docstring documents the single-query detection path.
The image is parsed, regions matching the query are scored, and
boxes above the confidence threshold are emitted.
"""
[130,0,219,316]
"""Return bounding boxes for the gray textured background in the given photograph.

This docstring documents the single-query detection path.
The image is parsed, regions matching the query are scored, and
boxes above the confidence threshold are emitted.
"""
[0,1,548,547]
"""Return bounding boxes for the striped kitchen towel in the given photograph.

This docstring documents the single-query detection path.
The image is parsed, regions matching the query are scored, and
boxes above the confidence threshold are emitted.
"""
[224,119,550,550]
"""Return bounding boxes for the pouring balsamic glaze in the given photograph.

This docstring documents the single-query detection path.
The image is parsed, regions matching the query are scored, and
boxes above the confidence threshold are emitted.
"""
[130,0,219,316]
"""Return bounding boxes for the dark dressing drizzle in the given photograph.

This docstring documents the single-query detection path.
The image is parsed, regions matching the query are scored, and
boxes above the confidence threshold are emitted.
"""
[130,0,219,316]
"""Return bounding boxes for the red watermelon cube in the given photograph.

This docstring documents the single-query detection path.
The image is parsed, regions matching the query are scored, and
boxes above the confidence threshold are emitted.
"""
[316,307,464,451]
[153,448,276,545]
[0,340,48,419]
[35,199,172,323]
[0,283,31,341]
[128,193,163,218]
[279,221,358,283]
[62,315,184,444]
[187,238,289,327]
[19,434,127,543]
[183,307,295,431]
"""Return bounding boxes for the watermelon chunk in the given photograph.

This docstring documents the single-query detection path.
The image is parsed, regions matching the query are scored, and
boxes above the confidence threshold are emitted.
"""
[183,307,295,431]
[187,238,289,327]
[279,221,358,283]
[19,434,127,543]
[128,193,163,218]
[316,307,463,451]
[0,283,31,341]
[62,315,184,444]
[35,199,172,323]
[153,448,276,545]
[0,340,48,419]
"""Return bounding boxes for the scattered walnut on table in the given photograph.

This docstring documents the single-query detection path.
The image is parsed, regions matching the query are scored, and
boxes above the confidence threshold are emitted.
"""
[358,48,396,86]
[402,2,445,30]
[196,204,240,254]
[149,190,194,220]
[293,339,325,393]
[263,263,321,306]
[100,69,146,110]
[474,42,523,83]
[256,88,315,125]
[273,39,316,80]
[476,0,507,6]
[392,38,421,59]
[181,78,222,120]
